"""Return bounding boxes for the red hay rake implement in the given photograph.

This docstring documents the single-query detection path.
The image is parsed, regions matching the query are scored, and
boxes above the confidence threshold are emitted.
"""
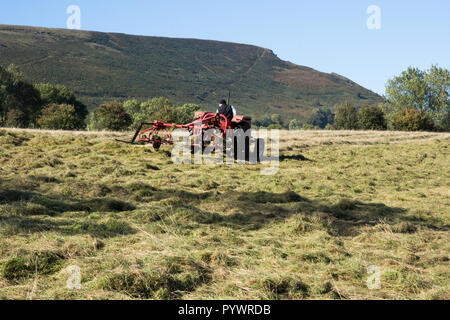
[116,111,265,162]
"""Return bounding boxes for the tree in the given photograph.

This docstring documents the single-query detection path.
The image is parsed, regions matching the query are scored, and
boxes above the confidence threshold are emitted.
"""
[123,99,141,125]
[124,97,172,128]
[0,64,42,127]
[267,124,283,130]
[289,119,302,130]
[301,124,320,130]
[95,101,132,131]
[307,107,334,129]
[334,102,359,130]
[37,103,81,130]
[392,108,435,131]
[385,65,449,131]
[5,109,27,128]
[86,111,100,131]
[425,66,450,131]
[36,84,88,128]
[255,114,287,128]
[5,64,23,80]
[439,109,450,132]
[271,114,282,126]
[178,103,201,124]
[124,98,200,129]
[357,105,387,130]
[260,117,273,128]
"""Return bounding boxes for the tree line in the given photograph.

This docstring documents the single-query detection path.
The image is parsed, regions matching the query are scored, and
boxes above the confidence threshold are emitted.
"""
[0,64,200,131]
[87,98,200,131]
[0,64,88,130]
[260,65,449,132]
[1,64,448,132]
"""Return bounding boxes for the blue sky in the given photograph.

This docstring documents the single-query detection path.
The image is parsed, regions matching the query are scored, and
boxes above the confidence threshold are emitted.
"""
[1,0,449,95]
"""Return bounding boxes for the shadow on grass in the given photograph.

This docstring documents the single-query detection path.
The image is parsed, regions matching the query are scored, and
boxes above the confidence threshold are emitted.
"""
[0,186,137,238]
[218,194,411,235]
[0,215,137,239]
[139,190,443,236]
[0,188,135,214]
[0,177,216,238]
[279,153,313,162]
[1,179,445,237]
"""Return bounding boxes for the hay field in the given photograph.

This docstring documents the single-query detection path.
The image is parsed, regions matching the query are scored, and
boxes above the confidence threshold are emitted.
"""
[0,128,449,300]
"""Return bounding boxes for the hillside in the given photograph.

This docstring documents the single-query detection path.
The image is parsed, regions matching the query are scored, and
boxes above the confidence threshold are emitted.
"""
[0,128,449,299]
[0,25,383,120]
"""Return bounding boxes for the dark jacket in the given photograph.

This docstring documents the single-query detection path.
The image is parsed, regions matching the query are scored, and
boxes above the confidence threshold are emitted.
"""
[217,104,234,122]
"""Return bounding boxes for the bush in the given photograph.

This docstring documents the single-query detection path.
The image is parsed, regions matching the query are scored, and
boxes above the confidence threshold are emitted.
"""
[86,111,100,131]
[123,99,141,125]
[271,114,282,126]
[95,101,132,131]
[267,124,284,130]
[288,119,302,130]
[178,103,201,124]
[255,114,289,128]
[334,102,359,130]
[392,108,436,131]
[5,109,27,128]
[301,124,320,130]
[260,117,273,127]
[357,105,387,130]
[307,108,334,129]
[37,103,83,130]
[437,110,450,132]
[124,98,200,129]
[36,84,88,125]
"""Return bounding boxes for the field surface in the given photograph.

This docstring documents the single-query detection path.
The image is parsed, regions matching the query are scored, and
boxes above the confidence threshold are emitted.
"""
[0,128,449,300]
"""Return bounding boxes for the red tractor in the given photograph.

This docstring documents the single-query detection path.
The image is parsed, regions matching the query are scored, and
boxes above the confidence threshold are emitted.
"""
[116,112,265,162]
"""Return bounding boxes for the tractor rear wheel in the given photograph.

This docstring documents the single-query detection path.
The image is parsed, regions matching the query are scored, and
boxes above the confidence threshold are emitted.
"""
[233,137,264,163]
[256,138,265,162]
[234,136,250,161]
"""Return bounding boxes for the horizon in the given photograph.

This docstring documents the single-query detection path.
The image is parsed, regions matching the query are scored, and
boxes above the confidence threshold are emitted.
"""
[1,0,449,95]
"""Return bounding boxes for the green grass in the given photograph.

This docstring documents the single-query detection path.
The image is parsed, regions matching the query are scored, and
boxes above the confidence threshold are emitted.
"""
[0,128,449,300]
[0,25,383,121]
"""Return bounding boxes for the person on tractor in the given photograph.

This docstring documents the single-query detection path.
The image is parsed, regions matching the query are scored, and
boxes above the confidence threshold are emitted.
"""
[217,99,237,123]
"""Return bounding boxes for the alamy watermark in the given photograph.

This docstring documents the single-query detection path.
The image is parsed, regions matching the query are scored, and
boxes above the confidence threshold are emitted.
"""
[367,5,381,30]
[366,265,381,290]
[67,5,81,30]
[66,265,82,290]
[171,127,279,176]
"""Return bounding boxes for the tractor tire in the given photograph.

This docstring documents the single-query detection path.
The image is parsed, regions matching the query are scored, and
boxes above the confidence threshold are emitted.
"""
[256,138,265,163]
[234,136,251,162]
[245,136,250,162]
[245,138,264,163]
[152,135,162,151]
[234,136,264,163]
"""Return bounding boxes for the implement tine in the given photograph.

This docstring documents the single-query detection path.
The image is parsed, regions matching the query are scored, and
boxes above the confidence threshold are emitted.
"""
[115,123,153,145]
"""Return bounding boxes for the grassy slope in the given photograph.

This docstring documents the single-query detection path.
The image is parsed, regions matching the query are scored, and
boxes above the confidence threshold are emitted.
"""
[0,129,449,299]
[0,25,383,121]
